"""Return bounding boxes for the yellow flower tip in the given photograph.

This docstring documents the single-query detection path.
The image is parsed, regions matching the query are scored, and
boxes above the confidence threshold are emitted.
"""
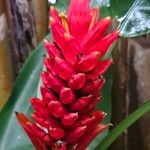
[60,12,67,18]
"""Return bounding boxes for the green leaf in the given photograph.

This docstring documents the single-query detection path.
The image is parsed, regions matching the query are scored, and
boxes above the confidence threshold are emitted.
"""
[50,0,70,12]
[95,100,150,150]
[110,0,134,18]
[0,35,52,150]
[91,0,150,37]
[119,0,150,37]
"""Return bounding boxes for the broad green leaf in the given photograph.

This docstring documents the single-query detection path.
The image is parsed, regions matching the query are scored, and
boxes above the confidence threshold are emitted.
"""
[110,0,134,18]
[119,0,150,37]
[0,35,52,150]
[95,100,150,150]
[91,0,134,18]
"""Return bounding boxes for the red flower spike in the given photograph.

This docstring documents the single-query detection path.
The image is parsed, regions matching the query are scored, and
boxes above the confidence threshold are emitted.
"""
[44,40,61,60]
[76,124,108,150]
[85,111,106,131]
[86,96,101,113]
[55,57,75,81]
[61,112,78,126]
[27,123,46,139]
[87,31,119,55]
[17,0,119,149]
[49,127,65,140]
[51,21,79,65]
[68,73,85,90]
[60,87,76,104]
[30,98,50,120]
[66,126,87,144]
[50,6,62,25]
[32,113,50,129]
[50,18,66,45]
[16,113,48,150]
[70,95,93,111]
[86,59,112,80]
[41,72,65,93]
[68,0,91,41]
[44,58,56,75]
[25,122,54,146]
[82,17,111,51]
[81,79,105,95]
[42,134,54,146]
[80,115,96,126]
[40,86,57,104]
[62,32,81,64]
[48,101,67,118]
[32,112,60,129]
[75,51,101,72]
[89,7,99,30]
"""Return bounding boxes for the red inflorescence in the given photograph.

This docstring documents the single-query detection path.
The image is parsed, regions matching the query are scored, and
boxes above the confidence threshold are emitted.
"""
[16,0,119,150]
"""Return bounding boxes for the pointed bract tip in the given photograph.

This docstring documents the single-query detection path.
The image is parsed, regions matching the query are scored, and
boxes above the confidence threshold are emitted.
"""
[50,17,56,25]
[43,39,49,45]
[60,12,67,18]
[55,56,62,62]
[92,51,101,57]
[15,111,19,115]
[50,6,55,10]
[49,127,65,140]
[114,30,120,36]
[104,112,108,116]
[64,32,72,40]
[81,125,87,130]
[105,16,111,21]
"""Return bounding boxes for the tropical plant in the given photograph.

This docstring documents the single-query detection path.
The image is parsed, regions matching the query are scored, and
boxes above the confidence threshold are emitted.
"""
[0,0,150,150]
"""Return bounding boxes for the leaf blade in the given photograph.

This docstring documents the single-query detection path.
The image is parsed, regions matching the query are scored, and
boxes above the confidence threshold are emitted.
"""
[0,34,51,149]
[95,100,150,150]
[119,0,150,37]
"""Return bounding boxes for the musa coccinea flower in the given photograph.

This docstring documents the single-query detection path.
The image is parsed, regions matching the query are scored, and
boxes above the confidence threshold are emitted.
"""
[16,0,119,150]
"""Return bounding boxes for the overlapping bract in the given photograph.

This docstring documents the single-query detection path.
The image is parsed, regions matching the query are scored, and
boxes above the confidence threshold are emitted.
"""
[16,0,119,150]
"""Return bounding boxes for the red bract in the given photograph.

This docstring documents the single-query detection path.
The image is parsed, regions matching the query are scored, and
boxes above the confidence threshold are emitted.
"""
[16,0,119,150]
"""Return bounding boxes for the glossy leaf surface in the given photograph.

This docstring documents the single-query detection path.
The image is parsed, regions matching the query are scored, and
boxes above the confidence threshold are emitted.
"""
[119,0,150,37]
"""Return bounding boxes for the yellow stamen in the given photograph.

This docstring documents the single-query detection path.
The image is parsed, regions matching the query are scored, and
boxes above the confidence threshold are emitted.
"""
[60,13,69,33]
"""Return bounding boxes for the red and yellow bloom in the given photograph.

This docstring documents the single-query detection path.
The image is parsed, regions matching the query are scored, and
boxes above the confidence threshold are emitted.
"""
[16,0,119,149]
